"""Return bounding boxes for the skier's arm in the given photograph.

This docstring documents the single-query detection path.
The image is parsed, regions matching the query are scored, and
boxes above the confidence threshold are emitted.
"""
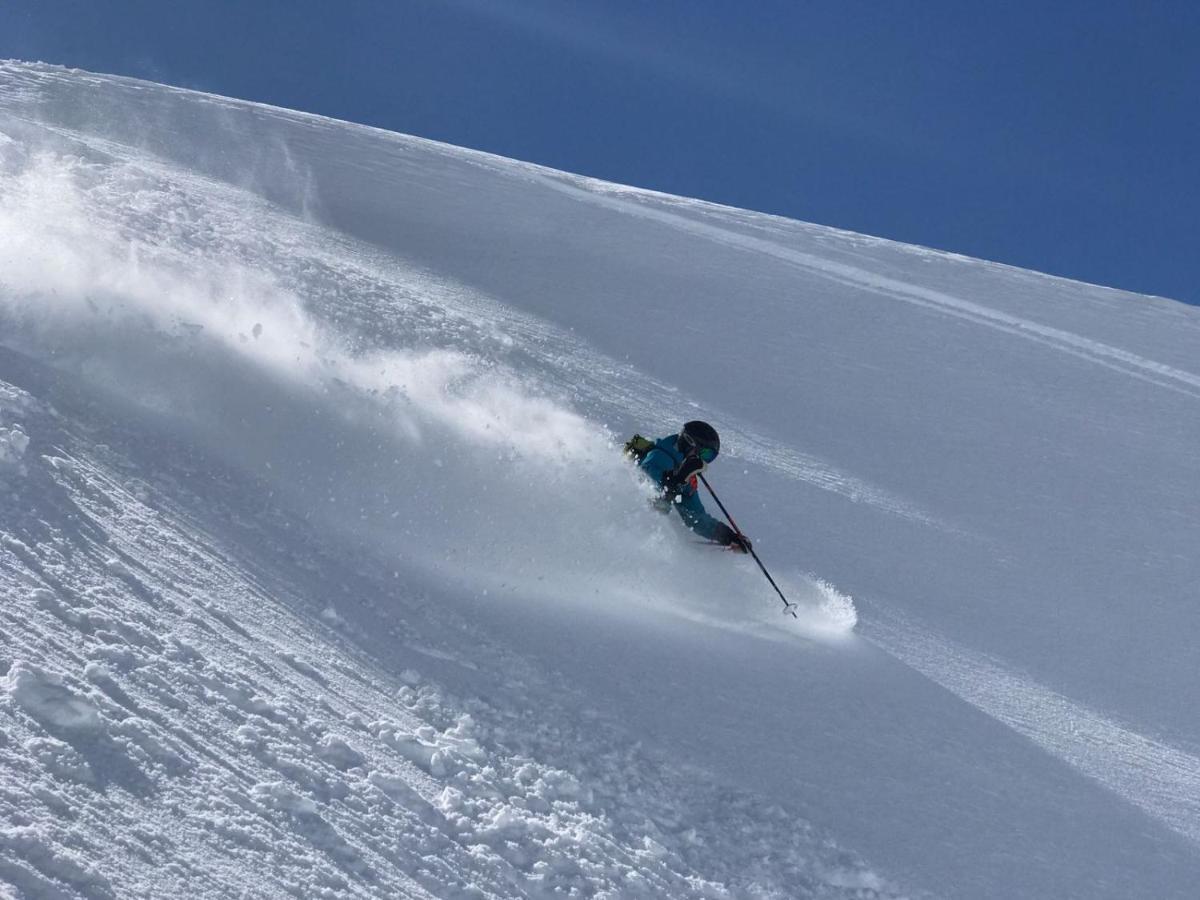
[675,490,723,541]
[642,446,747,547]
[637,438,752,551]
[639,447,677,487]
[678,491,751,551]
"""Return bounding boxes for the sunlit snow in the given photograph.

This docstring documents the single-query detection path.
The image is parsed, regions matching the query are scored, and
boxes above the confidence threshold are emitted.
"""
[2,61,1199,899]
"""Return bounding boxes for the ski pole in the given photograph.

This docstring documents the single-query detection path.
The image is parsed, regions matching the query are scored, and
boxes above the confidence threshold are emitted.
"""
[697,473,797,618]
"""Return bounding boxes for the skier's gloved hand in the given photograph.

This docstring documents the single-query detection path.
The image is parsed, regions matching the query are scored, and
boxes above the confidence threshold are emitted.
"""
[713,523,752,553]
[662,454,704,493]
[729,533,753,554]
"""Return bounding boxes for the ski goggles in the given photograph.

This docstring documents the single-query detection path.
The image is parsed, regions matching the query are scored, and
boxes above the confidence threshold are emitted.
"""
[680,433,719,463]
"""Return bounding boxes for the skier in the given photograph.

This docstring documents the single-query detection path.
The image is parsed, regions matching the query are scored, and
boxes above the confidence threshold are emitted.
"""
[626,421,753,553]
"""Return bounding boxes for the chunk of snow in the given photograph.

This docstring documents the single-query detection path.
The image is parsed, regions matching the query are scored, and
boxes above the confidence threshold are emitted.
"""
[317,735,366,771]
[383,731,445,776]
[24,737,94,783]
[104,557,132,577]
[5,662,102,732]
[252,781,318,817]
[0,423,28,465]
[43,455,75,474]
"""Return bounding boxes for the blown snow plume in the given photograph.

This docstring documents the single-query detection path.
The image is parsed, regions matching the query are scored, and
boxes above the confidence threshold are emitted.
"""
[0,120,852,637]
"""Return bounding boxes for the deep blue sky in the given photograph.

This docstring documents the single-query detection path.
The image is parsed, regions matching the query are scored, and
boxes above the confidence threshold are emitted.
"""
[4,0,1197,303]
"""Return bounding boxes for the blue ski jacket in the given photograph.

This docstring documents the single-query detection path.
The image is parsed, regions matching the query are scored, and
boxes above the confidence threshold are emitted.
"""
[638,435,723,541]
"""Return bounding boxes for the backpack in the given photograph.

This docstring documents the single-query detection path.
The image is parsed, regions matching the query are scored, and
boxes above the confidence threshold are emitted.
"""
[623,434,656,463]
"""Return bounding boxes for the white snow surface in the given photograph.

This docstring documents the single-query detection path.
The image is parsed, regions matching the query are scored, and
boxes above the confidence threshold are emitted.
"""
[1,61,1198,898]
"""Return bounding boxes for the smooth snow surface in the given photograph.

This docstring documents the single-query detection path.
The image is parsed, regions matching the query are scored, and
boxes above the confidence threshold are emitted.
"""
[1,62,1199,899]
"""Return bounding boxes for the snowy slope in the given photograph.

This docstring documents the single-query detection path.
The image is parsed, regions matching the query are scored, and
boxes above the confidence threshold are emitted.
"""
[2,61,1199,899]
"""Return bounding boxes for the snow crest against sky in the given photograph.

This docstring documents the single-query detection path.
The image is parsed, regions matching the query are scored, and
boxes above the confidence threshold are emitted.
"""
[2,0,1197,304]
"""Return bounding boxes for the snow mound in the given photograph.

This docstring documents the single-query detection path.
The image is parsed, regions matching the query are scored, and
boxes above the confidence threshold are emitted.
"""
[0,385,30,470]
[316,736,366,771]
[5,662,103,733]
[0,424,27,467]
[252,781,320,817]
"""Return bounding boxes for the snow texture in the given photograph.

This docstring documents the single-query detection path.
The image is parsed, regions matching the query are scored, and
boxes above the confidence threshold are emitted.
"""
[0,60,1198,899]
[5,664,103,733]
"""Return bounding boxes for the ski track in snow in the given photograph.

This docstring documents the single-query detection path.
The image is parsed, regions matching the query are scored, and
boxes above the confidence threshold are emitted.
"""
[863,615,1200,846]
[531,172,1200,402]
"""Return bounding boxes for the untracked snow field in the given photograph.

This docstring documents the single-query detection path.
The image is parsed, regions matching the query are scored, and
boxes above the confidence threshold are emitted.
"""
[2,62,1199,899]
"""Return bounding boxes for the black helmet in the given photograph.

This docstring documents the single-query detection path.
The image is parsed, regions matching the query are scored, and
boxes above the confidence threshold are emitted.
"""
[676,420,720,462]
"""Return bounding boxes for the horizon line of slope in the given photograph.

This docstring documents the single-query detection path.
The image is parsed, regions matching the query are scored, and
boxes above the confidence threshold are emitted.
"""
[1,57,1193,310]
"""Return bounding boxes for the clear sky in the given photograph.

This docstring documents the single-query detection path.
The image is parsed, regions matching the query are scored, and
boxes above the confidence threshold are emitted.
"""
[4,0,1197,304]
